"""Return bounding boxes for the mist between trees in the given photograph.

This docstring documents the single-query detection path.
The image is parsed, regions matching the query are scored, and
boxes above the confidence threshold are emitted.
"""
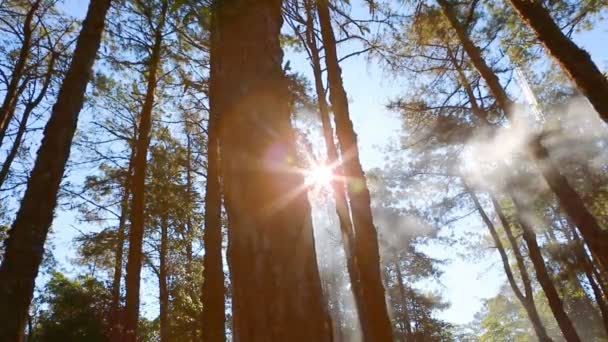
[0,0,607,341]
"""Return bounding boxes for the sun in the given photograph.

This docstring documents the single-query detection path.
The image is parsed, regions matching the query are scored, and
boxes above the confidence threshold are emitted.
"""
[305,164,334,188]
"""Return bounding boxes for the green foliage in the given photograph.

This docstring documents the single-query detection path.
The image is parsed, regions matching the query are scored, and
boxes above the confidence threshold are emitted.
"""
[30,272,112,342]
[473,287,564,341]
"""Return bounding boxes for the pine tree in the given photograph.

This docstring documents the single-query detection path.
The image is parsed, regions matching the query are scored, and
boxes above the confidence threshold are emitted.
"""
[212,0,331,339]
[0,0,111,338]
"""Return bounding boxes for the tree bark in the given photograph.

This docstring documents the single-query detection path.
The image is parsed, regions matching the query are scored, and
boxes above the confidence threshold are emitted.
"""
[316,1,393,340]
[438,0,608,275]
[123,1,168,340]
[213,0,331,340]
[0,0,42,148]
[507,0,608,121]
[201,8,225,337]
[0,0,111,339]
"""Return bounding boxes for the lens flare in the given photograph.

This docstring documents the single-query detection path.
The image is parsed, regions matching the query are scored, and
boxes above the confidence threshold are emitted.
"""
[305,164,334,188]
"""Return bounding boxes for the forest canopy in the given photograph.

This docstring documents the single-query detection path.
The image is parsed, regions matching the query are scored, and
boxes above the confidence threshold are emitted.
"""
[0,0,607,341]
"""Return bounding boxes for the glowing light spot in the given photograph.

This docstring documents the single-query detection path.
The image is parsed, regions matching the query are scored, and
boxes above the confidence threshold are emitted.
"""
[305,164,334,188]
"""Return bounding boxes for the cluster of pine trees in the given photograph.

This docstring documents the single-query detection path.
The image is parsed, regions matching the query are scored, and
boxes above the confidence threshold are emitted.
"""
[0,0,607,341]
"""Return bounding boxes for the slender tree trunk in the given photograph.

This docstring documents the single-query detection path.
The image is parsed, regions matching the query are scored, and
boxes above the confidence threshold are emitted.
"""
[393,255,413,342]
[183,130,198,341]
[316,1,393,340]
[451,42,578,338]
[490,198,535,298]
[547,223,606,340]
[109,149,136,340]
[464,184,553,341]
[184,135,194,273]
[0,0,42,148]
[438,0,608,274]
[0,51,57,189]
[159,216,170,342]
[303,0,365,334]
[449,48,554,340]
[0,0,111,339]
[509,193,581,342]
[201,7,225,337]
[123,1,168,340]
[507,0,608,121]
[573,229,608,333]
[213,0,331,340]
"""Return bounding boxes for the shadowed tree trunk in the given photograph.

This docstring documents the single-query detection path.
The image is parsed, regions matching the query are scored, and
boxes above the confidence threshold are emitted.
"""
[0,0,42,148]
[507,0,608,121]
[438,0,608,277]
[123,1,168,340]
[201,6,225,337]
[0,0,111,339]
[463,181,552,341]
[213,0,331,340]
[316,1,393,340]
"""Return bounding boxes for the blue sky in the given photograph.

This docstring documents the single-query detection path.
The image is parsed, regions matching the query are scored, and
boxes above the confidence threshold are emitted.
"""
[51,0,608,326]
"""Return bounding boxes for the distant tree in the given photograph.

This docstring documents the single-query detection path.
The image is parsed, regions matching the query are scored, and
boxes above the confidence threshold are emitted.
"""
[30,272,112,342]
[119,0,170,339]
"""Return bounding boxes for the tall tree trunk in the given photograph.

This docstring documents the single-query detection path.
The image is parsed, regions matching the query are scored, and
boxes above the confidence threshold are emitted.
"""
[393,254,413,342]
[303,0,364,334]
[159,216,170,342]
[0,0,111,339]
[573,229,608,333]
[507,0,608,121]
[109,149,136,340]
[201,7,225,337]
[316,1,393,340]
[0,0,42,148]
[123,1,168,340]
[438,0,608,274]
[450,46,573,338]
[213,0,331,340]
[464,183,553,341]
[509,193,581,341]
[449,47,554,340]
[183,128,198,341]
[0,51,57,189]
[546,223,606,340]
